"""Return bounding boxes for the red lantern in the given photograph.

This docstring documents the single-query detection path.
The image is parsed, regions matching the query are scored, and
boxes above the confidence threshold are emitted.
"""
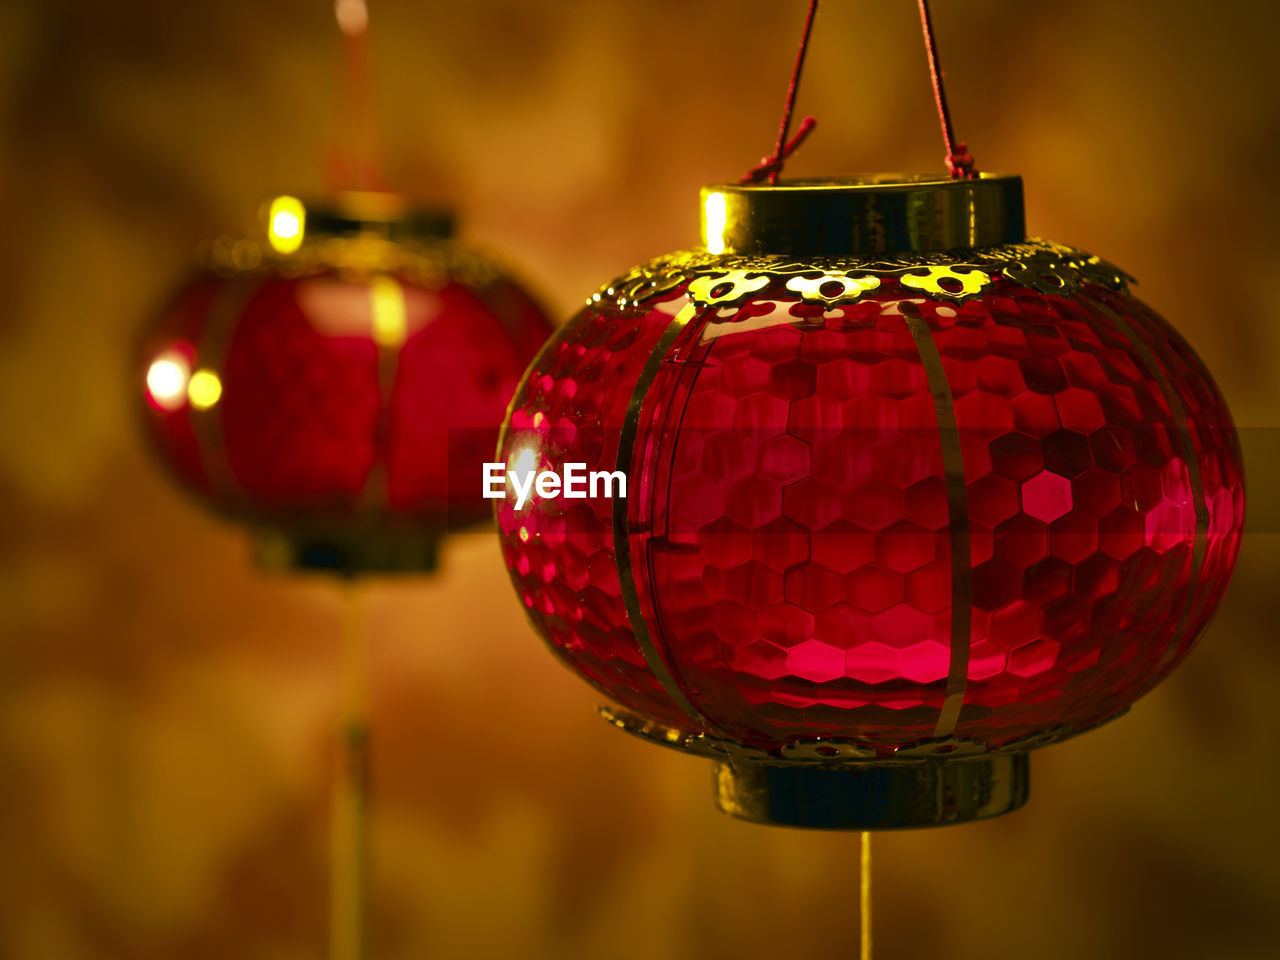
[142,191,553,571]
[495,176,1245,828]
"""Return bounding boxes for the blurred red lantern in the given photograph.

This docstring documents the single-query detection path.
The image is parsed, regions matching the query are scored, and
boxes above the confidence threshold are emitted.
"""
[495,176,1245,828]
[142,191,553,571]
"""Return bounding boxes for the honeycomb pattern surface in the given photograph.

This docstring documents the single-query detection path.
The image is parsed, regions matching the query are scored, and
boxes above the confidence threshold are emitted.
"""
[142,267,552,531]
[389,279,553,524]
[1089,288,1246,699]
[223,277,381,506]
[499,262,1244,753]
[140,273,222,496]
[633,295,949,745]
[496,289,695,727]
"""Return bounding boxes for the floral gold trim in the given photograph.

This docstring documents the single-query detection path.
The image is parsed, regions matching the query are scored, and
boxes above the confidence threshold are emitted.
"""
[591,238,1131,309]
[900,265,992,302]
[199,233,509,291]
[686,271,771,306]
[598,704,1127,767]
[785,272,882,305]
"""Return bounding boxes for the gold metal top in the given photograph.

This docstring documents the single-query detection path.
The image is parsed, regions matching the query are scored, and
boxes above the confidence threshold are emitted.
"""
[203,193,502,288]
[262,191,454,253]
[700,174,1025,257]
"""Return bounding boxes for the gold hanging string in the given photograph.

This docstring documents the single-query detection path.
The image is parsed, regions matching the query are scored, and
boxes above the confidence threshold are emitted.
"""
[331,578,370,960]
[739,0,820,184]
[860,831,872,960]
[915,0,977,178]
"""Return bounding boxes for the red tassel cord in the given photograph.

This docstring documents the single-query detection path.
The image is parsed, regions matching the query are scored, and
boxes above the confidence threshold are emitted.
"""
[916,0,977,179]
[740,0,821,185]
[328,0,386,194]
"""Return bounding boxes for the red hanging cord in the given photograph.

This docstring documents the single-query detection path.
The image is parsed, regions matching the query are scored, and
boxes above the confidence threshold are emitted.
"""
[740,0,820,185]
[916,0,977,179]
[328,0,386,193]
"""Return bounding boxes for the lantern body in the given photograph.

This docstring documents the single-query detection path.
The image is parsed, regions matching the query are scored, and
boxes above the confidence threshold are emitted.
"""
[496,177,1244,827]
[142,195,553,571]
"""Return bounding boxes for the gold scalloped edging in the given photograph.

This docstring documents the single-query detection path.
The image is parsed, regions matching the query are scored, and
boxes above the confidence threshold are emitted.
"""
[598,704,1128,767]
[590,238,1132,309]
[197,233,509,290]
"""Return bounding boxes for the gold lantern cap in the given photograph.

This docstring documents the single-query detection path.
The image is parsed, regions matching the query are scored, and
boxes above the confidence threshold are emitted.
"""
[262,191,454,254]
[700,174,1025,257]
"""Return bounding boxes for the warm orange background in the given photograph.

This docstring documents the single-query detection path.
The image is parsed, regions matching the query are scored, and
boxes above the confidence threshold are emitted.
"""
[2,1,1279,957]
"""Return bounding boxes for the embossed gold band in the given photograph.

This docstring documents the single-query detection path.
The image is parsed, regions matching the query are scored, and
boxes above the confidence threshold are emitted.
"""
[701,174,1026,256]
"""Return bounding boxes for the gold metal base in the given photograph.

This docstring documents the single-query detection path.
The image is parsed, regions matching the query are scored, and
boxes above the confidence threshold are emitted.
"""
[713,753,1030,830]
[253,527,441,574]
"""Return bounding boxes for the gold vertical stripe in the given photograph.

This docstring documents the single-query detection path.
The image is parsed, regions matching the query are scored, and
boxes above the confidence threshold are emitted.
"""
[1091,299,1208,674]
[613,300,720,731]
[860,831,872,960]
[191,275,263,502]
[357,276,407,513]
[901,303,972,739]
[331,581,369,960]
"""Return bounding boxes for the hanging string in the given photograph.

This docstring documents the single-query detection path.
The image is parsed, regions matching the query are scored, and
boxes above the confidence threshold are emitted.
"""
[328,0,386,193]
[740,0,820,185]
[916,0,977,179]
[331,578,370,960]
[860,831,873,960]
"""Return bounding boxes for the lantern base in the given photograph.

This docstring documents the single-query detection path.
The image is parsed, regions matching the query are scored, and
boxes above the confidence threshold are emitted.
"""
[253,527,441,575]
[712,753,1029,830]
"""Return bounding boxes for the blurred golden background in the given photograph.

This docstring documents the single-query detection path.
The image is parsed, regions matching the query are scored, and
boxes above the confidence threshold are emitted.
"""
[2,0,1279,957]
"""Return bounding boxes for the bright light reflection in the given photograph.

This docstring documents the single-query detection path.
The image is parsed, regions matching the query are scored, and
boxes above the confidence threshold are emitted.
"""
[187,369,222,410]
[335,0,368,34]
[509,444,539,509]
[146,353,190,411]
[370,276,407,347]
[268,196,305,254]
[704,191,727,255]
[511,445,538,480]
